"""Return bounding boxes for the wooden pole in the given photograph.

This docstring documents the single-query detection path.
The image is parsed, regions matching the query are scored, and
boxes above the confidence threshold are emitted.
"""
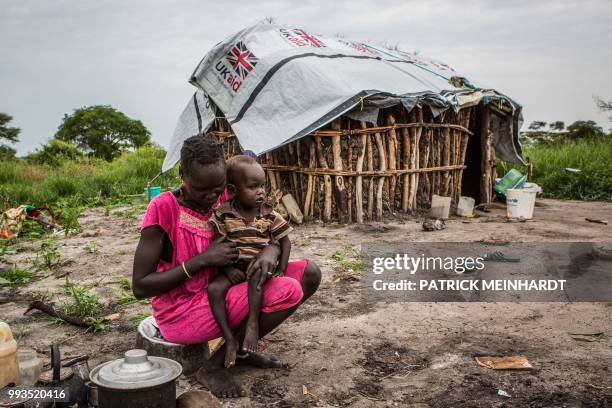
[331,120,348,223]
[304,140,316,217]
[265,153,278,193]
[347,135,353,223]
[409,108,423,210]
[386,114,398,212]
[285,144,299,205]
[366,131,374,220]
[400,118,410,212]
[296,140,305,205]
[315,136,333,221]
[356,122,367,223]
[374,131,387,220]
[480,104,491,205]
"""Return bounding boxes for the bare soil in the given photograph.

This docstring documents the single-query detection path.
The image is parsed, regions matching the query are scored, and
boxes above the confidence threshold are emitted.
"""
[1,199,611,407]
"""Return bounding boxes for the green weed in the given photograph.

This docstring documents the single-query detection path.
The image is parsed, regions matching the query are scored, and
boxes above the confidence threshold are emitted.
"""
[61,279,100,318]
[130,311,151,326]
[330,245,364,272]
[0,267,34,285]
[84,240,99,254]
[35,240,61,270]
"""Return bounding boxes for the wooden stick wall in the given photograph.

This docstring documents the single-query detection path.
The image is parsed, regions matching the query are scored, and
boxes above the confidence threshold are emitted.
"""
[213,106,477,223]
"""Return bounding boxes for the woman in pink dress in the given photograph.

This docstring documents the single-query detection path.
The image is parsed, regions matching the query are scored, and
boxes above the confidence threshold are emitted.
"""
[132,134,321,398]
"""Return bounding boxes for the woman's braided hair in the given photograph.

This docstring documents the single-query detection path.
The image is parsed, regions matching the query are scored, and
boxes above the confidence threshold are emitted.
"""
[179,132,225,177]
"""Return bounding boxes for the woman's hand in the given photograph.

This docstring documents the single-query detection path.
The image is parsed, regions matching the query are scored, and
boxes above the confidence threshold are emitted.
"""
[246,243,281,290]
[199,236,239,267]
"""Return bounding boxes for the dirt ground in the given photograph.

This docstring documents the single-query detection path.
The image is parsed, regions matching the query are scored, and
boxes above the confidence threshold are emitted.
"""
[1,199,611,407]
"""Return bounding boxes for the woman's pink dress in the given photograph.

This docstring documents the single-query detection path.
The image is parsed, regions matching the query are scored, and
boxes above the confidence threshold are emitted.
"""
[141,191,306,344]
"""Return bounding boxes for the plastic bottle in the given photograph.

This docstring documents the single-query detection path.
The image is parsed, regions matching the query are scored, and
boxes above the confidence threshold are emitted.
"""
[18,348,43,385]
[0,321,21,387]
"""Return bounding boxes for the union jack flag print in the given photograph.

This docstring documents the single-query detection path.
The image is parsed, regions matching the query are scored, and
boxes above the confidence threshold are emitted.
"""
[225,41,258,79]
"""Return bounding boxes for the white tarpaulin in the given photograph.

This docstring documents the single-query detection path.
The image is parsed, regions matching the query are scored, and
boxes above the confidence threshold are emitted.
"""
[162,23,524,172]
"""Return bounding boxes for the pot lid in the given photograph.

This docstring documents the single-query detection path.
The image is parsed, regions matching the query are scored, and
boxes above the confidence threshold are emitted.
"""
[89,349,182,390]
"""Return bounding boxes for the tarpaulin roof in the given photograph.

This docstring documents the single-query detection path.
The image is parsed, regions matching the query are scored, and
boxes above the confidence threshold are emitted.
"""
[163,22,524,172]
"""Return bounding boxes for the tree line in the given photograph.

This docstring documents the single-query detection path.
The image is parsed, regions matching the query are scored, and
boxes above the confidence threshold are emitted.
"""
[0,105,150,163]
[522,97,611,145]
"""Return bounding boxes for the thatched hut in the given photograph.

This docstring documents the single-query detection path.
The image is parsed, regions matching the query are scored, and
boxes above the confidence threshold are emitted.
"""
[163,23,524,223]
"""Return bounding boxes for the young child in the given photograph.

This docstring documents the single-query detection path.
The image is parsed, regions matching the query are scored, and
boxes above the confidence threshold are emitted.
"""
[207,155,292,368]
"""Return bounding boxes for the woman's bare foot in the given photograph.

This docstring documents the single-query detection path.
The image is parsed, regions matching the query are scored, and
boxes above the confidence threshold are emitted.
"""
[195,367,246,398]
[237,351,282,368]
[224,336,239,368]
[242,317,259,353]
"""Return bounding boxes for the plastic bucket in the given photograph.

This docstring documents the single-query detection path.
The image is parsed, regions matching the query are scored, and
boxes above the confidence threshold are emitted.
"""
[506,189,537,219]
[430,194,451,219]
[144,186,162,200]
[456,196,475,217]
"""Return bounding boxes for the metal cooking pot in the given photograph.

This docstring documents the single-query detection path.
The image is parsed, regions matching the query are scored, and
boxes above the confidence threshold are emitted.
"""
[89,349,182,408]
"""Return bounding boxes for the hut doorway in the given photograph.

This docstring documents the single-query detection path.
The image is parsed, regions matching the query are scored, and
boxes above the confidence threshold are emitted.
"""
[461,104,483,202]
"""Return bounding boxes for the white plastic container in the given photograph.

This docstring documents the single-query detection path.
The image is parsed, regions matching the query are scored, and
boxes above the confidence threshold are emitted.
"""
[456,196,475,217]
[506,188,537,219]
[430,195,451,219]
[18,348,43,385]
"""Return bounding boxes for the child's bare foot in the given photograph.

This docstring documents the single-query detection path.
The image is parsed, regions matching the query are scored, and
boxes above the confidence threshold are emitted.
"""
[242,318,259,353]
[224,336,239,368]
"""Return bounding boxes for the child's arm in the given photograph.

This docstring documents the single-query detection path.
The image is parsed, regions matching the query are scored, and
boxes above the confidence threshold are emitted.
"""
[274,235,291,276]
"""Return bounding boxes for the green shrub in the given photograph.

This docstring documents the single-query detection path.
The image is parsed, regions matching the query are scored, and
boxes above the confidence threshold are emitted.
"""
[498,139,612,201]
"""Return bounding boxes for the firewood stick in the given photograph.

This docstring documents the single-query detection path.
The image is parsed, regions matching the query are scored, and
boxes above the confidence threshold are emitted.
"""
[356,122,367,223]
[374,131,387,220]
[366,132,374,220]
[25,300,92,328]
[386,114,398,212]
[331,120,348,223]
[400,122,410,212]
[315,136,333,222]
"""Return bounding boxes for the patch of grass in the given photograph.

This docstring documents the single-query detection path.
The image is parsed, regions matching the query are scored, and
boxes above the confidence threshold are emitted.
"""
[84,240,99,254]
[117,276,132,290]
[130,311,151,326]
[499,138,612,201]
[114,277,147,306]
[114,249,128,256]
[116,292,139,306]
[111,203,147,219]
[35,240,61,270]
[10,325,27,341]
[330,245,364,272]
[0,146,179,230]
[86,317,105,333]
[0,267,35,285]
[295,237,312,247]
[303,215,316,223]
[61,279,100,318]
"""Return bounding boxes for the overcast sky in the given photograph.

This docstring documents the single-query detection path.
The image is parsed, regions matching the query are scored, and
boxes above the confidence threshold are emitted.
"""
[1,0,611,155]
